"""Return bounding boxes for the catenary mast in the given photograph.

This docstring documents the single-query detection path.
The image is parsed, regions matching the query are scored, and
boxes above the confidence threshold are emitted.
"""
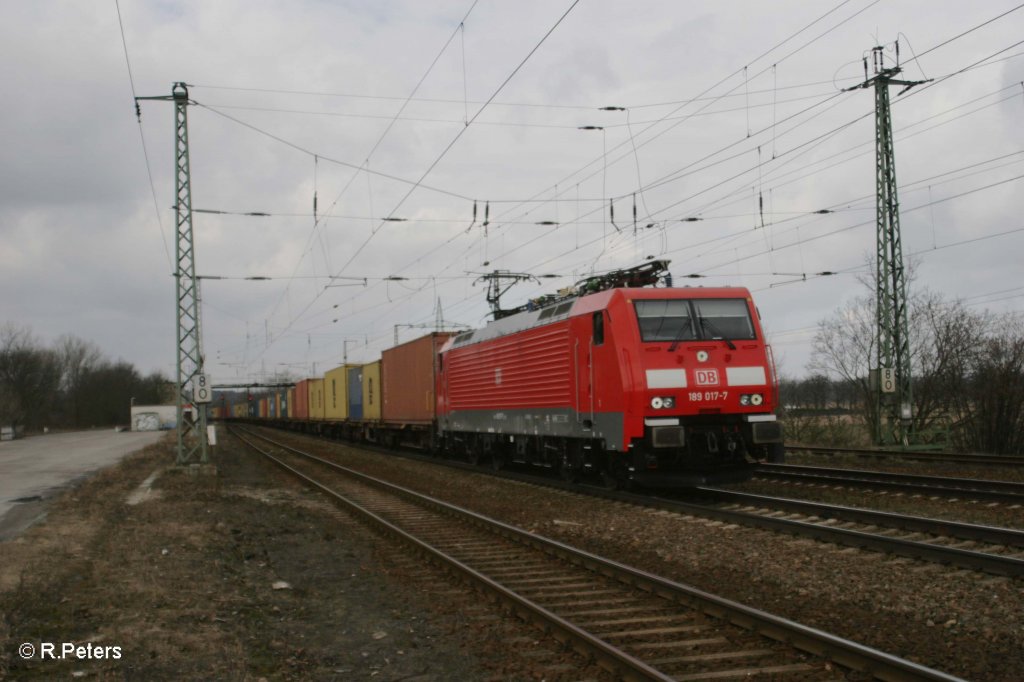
[845,45,929,446]
[139,82,210,464]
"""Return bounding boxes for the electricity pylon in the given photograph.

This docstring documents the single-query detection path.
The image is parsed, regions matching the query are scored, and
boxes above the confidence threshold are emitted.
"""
[845,45,930,446]
[139,82,209,464]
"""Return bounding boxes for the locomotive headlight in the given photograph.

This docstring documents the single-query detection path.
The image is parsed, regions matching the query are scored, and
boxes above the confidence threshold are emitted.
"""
[650,396,674,410]
[739,394,751,406]
[750,394,764,406]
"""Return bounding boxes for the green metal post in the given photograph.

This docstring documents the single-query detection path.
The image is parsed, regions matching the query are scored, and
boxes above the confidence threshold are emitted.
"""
[172,82,208,465]
[846,46,927,446]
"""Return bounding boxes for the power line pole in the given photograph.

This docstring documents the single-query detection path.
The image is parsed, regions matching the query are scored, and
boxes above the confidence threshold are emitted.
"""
[140,82,209,464]
[845,45,930,446]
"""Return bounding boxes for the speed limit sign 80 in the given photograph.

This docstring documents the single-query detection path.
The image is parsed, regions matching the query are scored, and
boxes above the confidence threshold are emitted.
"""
[193,374,212,404]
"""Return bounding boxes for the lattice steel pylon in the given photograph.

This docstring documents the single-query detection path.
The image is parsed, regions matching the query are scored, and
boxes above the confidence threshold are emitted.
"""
[171,82,208,464]
[846,46,929,446]
[136,82,210,464]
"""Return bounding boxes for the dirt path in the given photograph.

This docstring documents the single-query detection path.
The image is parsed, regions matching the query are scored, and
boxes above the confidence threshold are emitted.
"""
[1,433,600,680]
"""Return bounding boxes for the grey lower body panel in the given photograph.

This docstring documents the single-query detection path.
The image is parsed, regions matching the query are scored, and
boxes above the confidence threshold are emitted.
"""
[441,408,625,451]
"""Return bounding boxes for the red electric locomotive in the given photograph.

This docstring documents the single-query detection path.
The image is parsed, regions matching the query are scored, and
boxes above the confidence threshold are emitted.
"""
[436,261,783,487]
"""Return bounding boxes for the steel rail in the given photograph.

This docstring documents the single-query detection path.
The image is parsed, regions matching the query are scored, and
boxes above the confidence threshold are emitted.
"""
[408,456,1024,576]
[695,487,1024,549]
[786,444,1023,467]
[757,463,1024,504]
[597,489,1024,578]
[246,424,1024,576]
[233,425,963,681]
[482,470,1024,576]
[233,427,673,681]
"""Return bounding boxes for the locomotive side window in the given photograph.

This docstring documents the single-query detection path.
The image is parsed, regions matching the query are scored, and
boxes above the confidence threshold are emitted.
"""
[592,311,605,346]
[635,300,695,342]
[693,299,756,340]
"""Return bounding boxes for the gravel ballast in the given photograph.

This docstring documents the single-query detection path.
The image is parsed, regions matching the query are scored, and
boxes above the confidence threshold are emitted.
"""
[271,431,1023,681]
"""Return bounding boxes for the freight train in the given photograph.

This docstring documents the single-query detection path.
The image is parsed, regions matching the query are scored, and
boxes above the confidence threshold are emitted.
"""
[223,261,783,488]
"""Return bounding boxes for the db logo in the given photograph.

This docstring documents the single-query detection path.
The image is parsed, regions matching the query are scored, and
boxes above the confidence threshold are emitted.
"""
[694,369,719,386]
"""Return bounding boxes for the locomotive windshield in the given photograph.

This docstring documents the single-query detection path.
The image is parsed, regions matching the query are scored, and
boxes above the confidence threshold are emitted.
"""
[635,298,755,342]
[636,300,695,342]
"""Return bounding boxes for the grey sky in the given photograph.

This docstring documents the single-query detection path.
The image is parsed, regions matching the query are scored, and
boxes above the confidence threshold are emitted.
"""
[2,1,1021,383]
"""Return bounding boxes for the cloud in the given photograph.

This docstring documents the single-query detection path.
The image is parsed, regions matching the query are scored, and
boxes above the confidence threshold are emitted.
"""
[1,0,1022,380]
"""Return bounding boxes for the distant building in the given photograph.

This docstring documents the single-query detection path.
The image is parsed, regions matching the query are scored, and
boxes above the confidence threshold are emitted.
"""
[131,405,191,431]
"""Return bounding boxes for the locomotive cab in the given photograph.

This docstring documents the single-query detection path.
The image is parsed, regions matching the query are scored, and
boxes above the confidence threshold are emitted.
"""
[594,287,783,486]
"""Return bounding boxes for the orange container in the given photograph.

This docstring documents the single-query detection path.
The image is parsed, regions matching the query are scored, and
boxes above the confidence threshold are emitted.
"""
[382,332,453,424]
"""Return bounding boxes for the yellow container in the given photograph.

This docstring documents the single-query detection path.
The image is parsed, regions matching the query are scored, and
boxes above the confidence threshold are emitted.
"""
[362,360,382,421]
[286,387,295,418]
[324,364,350,421]
[308,378,326,420]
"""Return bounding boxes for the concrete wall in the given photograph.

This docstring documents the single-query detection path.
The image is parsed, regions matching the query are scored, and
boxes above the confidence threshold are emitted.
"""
[130,405,180,431]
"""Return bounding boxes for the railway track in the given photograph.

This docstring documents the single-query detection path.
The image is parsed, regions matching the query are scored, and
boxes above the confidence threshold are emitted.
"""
[555,484,1024,579]
[396,448,1024,578]
[689,488,1024,577]
[755,463,1024,505]
[230,425,961,682]
[786,444,1023,467]
[249,425,1024,578]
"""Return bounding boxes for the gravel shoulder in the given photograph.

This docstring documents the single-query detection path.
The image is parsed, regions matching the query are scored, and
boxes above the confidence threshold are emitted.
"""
[0,433,606,680]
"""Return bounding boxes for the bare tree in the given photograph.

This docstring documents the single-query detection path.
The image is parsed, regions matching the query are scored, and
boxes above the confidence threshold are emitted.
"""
[0,325,172,431]
[808,294,878,433]
[0,324,61,431]
[809,282,1024,452]
[55,334,103,426]
[935,315,1024,454]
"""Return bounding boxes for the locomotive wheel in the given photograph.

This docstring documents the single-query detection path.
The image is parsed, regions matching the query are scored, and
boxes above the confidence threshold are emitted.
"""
[600,458,628,490]
[559,453,580,483]
[600,469,621,490]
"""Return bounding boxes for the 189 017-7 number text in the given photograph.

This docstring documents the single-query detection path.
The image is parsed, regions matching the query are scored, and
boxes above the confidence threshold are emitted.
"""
[688,391,728,401]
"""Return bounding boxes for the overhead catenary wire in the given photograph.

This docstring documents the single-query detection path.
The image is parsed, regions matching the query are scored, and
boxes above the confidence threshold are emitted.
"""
[686,84,1024,223]
[464,5,895,280]
[194,103,474,201]
[215,0,485,339]
[480,6,1021,262]
[301,158,1024,367]
[484,44,1024,276]
[115,0,172,271]
[197,3,1023,380]
[194,89,848,130]
[189,77,860,112]
[209,0,880,354]
[334,0,582,277]
[242,0,582,373]
[335,55,1015,346]
[900,2,1024,67]
[484,0,878,232]
[374,30,1015,346]
[693,172,1024,278]
[203,20,1019,346]
[410,1,883,290]
[514,162,1024,288]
